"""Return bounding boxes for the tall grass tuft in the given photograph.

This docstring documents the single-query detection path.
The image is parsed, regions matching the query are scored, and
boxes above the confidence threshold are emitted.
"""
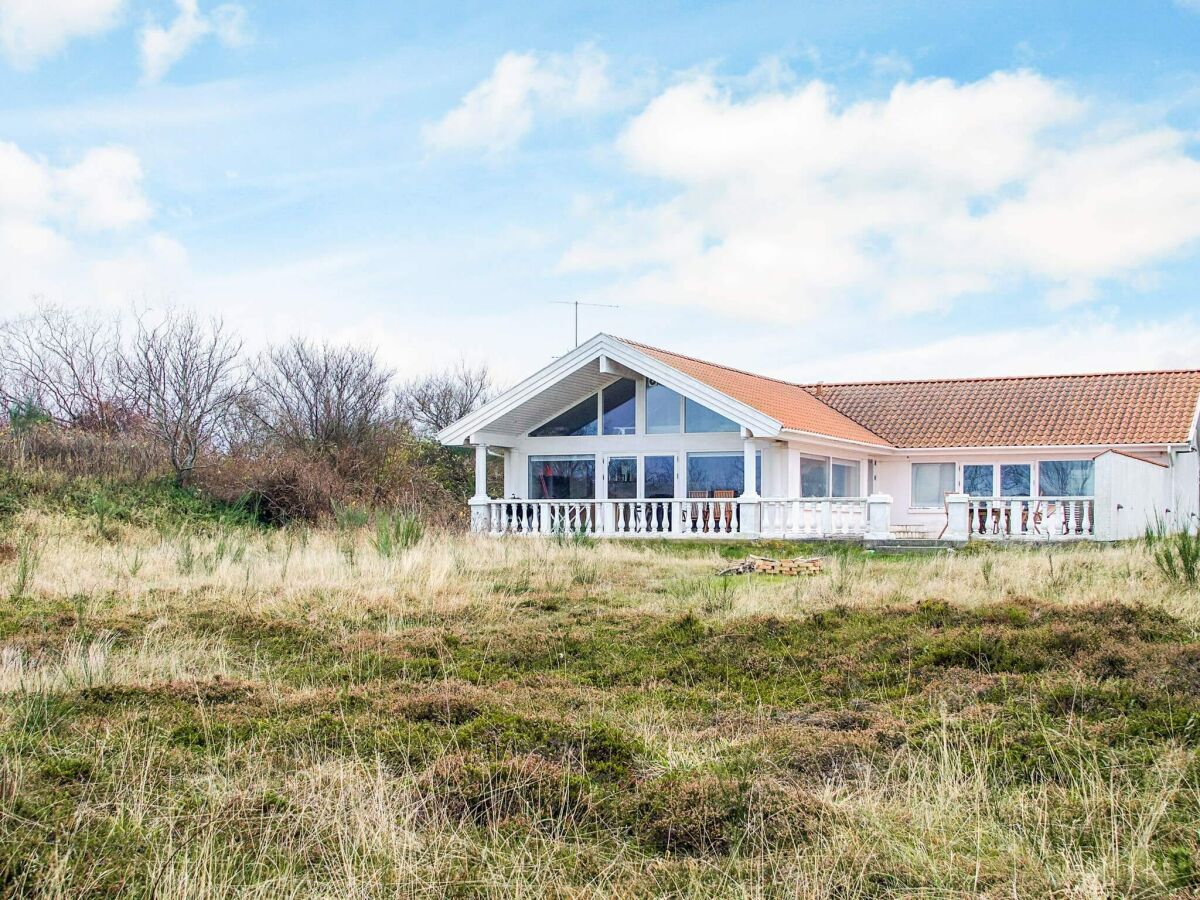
[1146,515,1200,587]
[9,530,41,600]
[372,509,424,558]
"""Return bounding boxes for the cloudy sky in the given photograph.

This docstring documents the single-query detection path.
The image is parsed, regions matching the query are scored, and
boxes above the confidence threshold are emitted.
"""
[4,1,1200,384]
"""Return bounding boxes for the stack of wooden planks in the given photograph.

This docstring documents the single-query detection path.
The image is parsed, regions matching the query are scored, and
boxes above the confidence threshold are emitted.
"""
[717,555,824,577]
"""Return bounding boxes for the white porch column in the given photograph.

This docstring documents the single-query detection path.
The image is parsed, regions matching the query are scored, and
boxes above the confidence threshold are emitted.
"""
[945,493,970,541]
[469,443,490,533]
[740,436,760,537]
[865,494,893,540]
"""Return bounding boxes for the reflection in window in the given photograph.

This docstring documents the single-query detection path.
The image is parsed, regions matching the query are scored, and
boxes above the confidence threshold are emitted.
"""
[684,398,740,433]
[529,395,597,437]
[602,379,636,435]
[607,457,637,499]
[801,457,828,498]
[963,464,994,496]
[1000,464,1030,497]
[831,459,860,498]
[1039,460,1094,496]
[644,455,674,498]
[686,452,761,497]
[529,455,595,499]
[912,462,955,507]
[646,380,681,434]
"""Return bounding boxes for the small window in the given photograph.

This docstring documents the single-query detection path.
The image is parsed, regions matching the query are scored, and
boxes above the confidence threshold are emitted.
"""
[801,457,828,498]
[911,462,955,507]
[963,464,994,497]
[529,455,595,499]
[831,459,860,498]
[1039,460,1094,497]
[601,379,636,435]
[1000,464,1031,497]
[530,395,597,437]
[684,398,739,433]
[606,456,637,499]
[645,380,681,434]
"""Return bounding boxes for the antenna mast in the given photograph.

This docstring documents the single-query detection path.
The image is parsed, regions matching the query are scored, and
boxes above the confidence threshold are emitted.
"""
[550,300,620,348]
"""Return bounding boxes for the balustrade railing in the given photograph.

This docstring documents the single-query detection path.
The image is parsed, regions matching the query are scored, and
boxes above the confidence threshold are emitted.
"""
[759,498,868,538]
[478,497,865,538]
[965,496,1094,539]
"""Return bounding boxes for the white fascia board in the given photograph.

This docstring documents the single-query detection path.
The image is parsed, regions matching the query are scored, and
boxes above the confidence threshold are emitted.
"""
[896,442,1174,454]
[436,334,782,445]
[778,428,894,453]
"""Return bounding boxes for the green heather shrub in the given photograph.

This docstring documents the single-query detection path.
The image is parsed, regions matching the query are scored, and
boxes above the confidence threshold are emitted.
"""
[371,509,424,557]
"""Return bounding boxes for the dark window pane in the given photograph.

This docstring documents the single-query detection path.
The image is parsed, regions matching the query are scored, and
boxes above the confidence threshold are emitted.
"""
[684,398,739,433]
[964,465,993,496]
[1039,460,1094,496]
[646,380,680,434]
[607,457,637,499]
[801,457,828,497]
[602,379,636,435]
[688,453,742,497]
[1000,464,1030,497]
[528,455,595,499]
[530,396,597,437]
[645,455,675,498]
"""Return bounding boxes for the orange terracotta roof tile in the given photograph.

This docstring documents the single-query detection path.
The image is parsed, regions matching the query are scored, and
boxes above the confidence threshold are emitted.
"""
[619,338,891,446]
[617,337,1200,449]
[811,371,1200,448]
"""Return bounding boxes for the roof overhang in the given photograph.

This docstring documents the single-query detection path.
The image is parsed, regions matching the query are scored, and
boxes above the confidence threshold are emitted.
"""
[436,334,783,446]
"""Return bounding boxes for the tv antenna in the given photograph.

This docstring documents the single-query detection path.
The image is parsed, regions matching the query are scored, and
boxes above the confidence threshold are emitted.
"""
[550,300,619,348]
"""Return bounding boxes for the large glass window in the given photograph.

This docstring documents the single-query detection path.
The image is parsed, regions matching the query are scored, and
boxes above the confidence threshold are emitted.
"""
[831,459,861,498]
[1039,460,1094,496]
[529,455,595,499]
[601,379,636,435]
[686,452,761,497]
[911,462,956,507]
[606,457,637,499]
[801,457,828,498]
[645,455,675,499]
[1000,464,1031,497]
[530,396,597,437]
[684,398,740,433]
[645,380,681,434]
[963,464,994,496]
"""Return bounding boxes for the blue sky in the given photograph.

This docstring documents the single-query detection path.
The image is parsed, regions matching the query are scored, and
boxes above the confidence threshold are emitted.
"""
[4,1,1200,383]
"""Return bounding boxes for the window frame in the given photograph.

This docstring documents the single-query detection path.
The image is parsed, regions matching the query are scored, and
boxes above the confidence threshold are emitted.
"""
[528,454,597,500]
[910,462,957,509]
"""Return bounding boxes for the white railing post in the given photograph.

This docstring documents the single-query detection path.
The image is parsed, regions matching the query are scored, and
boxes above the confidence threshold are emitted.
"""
[945,493,970,541]
[865,494,892,540]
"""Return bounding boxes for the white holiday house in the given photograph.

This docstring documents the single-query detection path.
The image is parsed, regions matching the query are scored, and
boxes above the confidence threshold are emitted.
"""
[437,334,1200,543]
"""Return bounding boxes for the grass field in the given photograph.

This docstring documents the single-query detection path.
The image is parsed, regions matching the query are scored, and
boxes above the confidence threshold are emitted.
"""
[2,506,1199,897]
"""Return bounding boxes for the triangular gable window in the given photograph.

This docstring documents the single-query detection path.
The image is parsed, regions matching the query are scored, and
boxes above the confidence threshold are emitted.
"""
[530,395,598,437]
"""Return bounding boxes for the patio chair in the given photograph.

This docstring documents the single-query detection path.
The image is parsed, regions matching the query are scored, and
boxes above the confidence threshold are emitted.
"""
[713,490,737,532]
[1030,500,1059,536]
[687,491,710,533]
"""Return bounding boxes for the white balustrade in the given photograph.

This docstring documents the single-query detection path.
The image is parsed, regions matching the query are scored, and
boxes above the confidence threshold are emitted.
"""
[758,498,868,538]
[964,496,1094,540]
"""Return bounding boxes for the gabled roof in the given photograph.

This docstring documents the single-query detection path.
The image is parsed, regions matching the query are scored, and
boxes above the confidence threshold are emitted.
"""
[619,339,890,447]
[809,370,1200,448]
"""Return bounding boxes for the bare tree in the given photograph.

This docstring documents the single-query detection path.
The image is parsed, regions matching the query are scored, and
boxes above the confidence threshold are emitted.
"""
[251,338,394,453]
[397,361,493,435]
[0,304,130,431]
[121,311,245,485]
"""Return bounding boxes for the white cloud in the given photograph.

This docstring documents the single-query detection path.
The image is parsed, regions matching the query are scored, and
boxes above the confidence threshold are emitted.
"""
[786,316,1200,382]
[423,45,612,153]
[139,0,247,83]
[1,140,179,308]
[0,0,124,69]
[563,70,1200,320]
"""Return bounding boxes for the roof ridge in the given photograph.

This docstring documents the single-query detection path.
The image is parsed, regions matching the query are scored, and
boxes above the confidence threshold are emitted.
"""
[805,368,1200,388]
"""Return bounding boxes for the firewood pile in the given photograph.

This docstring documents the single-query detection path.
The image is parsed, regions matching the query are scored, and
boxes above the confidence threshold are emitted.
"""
[717,555,824,577]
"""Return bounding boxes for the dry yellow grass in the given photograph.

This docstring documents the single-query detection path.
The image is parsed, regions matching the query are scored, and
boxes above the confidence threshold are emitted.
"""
[2,511,1199,897]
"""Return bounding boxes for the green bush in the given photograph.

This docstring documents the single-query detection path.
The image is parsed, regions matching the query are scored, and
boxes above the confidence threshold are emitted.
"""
[1152,529,1200,587]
